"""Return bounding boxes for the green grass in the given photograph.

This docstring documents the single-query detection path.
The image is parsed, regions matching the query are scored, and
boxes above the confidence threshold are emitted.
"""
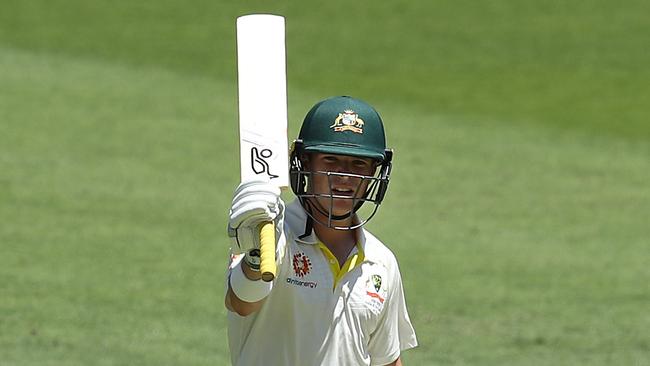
[3,0,649,139]
[1,1,649,365]
[0,47,234,365]
[384,116,650,364]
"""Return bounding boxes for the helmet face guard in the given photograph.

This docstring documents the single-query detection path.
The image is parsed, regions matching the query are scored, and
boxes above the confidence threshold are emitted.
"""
[290,140,393,230]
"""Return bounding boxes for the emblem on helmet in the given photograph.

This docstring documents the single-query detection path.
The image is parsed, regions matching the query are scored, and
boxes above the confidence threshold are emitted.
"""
[330,110,364,134]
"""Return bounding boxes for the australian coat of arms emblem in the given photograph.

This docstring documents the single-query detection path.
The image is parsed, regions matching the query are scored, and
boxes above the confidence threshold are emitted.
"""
[330,110,364,134]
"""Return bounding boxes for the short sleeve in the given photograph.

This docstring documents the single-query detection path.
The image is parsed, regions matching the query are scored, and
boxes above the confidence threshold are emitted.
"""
[367,263,418,365]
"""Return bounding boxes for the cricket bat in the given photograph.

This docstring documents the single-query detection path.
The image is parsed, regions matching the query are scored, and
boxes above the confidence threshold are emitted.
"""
[236,14,289,282]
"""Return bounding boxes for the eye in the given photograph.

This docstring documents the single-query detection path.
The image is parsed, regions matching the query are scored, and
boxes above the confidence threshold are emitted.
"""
[353,159,369,168]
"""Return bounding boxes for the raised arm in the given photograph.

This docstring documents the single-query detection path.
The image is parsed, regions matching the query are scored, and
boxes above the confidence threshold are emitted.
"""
[225,180,283,316]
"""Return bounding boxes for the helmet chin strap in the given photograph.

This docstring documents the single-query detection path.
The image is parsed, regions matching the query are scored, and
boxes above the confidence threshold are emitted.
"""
[298,200,314,239]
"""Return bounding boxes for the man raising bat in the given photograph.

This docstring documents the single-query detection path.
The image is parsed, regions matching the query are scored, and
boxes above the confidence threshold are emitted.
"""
[225,96,418,366]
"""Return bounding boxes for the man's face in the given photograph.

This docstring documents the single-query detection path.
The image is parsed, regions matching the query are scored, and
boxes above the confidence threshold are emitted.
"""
[304,153,377,217]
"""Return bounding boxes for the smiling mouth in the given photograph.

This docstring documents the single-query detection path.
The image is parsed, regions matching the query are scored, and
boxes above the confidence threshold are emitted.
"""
[331,187,355,197]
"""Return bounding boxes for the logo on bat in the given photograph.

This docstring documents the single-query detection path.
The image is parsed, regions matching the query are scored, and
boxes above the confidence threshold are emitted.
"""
[251,147,279,179]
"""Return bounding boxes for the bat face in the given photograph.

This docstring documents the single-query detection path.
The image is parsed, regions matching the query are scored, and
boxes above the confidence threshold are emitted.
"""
[236,14,288,282]
[236,14,289,188]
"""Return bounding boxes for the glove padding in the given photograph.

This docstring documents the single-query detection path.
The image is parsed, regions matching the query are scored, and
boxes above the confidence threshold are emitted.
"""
[228,180,284,254]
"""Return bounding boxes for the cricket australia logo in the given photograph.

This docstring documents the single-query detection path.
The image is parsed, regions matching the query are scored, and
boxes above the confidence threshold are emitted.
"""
[292,252,312,278]
[371,274,382,292]
[330,110,364,134]
[365,273,386,308]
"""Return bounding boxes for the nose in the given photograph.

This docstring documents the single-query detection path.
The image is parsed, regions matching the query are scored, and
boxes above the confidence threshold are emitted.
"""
[334,159,355,174]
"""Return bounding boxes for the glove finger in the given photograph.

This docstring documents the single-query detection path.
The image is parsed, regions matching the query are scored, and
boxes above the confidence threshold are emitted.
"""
[230,209,267,229]
[231,193,279,211]
[233,182,281,203]
[232,193,280,211]
[230,202,276,228]
[230,198,277,219]
[238,214,274,230]
[235,179,281,193]
[231,189,280,217]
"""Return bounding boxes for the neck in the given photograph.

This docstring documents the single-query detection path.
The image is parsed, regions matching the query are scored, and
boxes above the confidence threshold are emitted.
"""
[313,221,356,246]
[303,198,360,257]
[305,198,358,230]
[313,221,357,265]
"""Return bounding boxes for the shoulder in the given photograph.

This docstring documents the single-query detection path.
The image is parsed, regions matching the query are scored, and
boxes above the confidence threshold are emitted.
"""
[360,229,400,273]
[360,230,408,303]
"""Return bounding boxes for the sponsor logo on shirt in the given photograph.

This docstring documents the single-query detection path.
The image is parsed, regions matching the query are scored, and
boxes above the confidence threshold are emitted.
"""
[292,252,312,278]
[364,274,387,312]
[286,252,318,288]
[286,277,318,288]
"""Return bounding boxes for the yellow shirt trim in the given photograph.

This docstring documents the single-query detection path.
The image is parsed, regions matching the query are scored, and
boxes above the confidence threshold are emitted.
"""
[318,242,365,290]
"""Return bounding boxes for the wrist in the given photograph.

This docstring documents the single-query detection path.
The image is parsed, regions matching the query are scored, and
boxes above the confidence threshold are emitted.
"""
[229,259,273,303]
[241,259,262,281]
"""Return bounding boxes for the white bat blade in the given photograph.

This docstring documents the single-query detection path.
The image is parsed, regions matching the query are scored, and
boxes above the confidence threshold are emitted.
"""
[236,14,289,187]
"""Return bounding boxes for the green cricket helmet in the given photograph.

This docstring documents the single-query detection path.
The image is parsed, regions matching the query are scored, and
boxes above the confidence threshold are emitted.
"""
[290,96,393,231]
[297,95,388,161]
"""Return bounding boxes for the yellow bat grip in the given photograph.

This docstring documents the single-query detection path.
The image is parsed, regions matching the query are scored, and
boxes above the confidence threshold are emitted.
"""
[259,221,276,282]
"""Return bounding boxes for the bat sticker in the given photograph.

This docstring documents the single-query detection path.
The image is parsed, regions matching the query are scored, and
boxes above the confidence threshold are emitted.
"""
[251,147,279,179]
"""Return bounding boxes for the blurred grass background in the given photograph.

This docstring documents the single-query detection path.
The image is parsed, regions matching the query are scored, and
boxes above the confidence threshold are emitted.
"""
[1,1,649,365]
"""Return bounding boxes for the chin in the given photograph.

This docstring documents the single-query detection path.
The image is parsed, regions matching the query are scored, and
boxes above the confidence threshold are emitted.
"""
[315,198,355,216]
[330,202,358,217]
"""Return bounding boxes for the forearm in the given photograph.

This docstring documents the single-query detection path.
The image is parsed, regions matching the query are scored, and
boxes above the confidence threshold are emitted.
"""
[225,180,282,316]
[383,356,402,366]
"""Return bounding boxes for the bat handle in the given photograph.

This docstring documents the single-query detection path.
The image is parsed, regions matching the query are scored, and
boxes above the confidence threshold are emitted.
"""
[258,221,276,282]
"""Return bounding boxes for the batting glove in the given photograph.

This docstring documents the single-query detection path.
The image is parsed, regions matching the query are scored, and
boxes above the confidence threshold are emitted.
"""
[227,180,284,257]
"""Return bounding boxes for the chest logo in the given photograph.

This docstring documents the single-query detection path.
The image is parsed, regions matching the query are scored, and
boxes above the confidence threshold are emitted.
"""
[371,274,382,292]
[292,252,312,278]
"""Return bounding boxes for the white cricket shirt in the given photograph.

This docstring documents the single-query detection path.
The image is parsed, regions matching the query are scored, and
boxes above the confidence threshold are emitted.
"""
[227,201,418,366]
